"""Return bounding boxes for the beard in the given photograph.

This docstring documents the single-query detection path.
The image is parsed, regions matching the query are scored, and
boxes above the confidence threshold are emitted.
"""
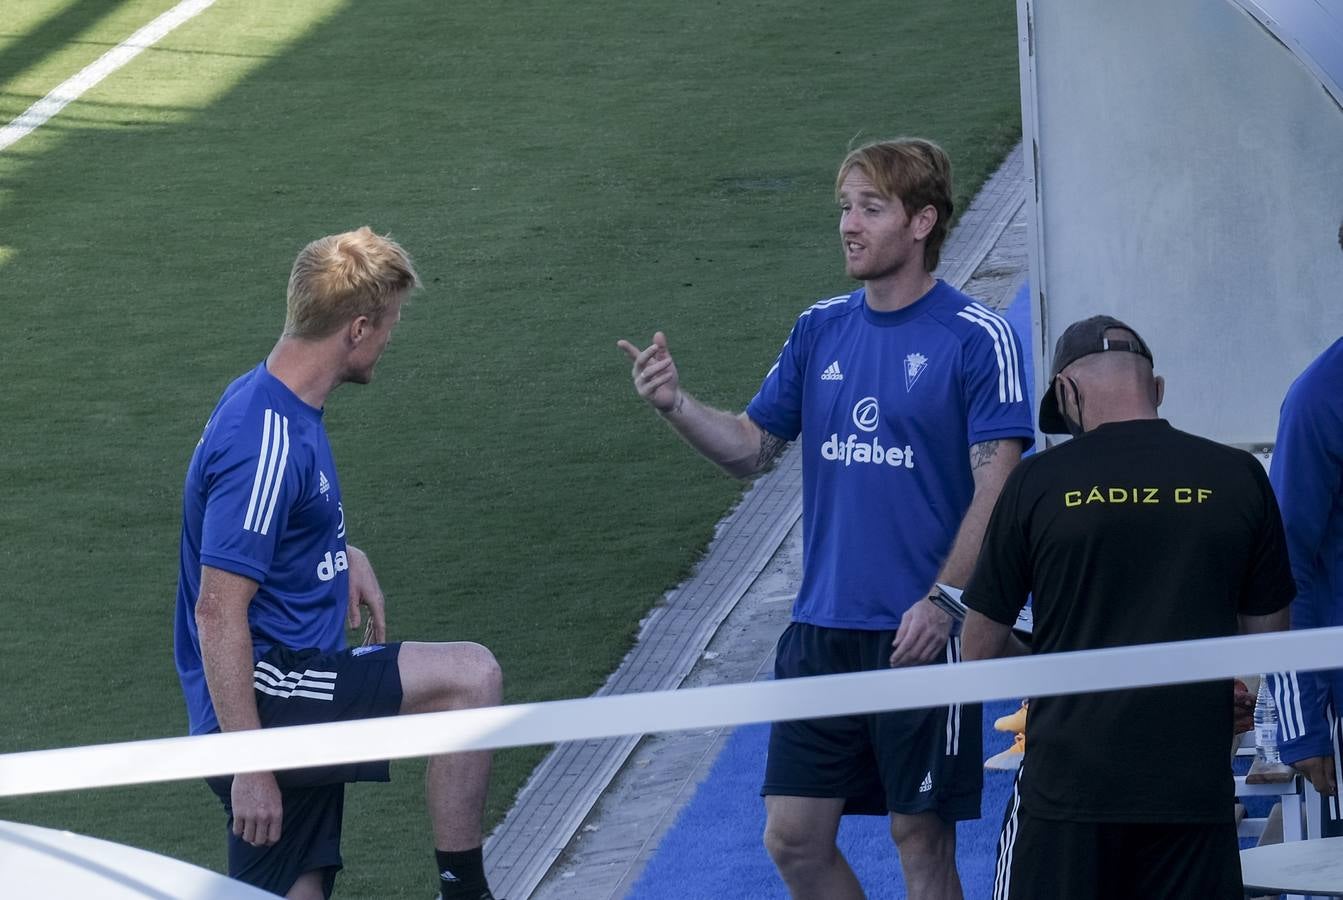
[845,251,912,282]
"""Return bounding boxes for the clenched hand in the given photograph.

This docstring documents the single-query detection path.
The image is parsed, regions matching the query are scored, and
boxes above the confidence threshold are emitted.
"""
[890,597,953,667]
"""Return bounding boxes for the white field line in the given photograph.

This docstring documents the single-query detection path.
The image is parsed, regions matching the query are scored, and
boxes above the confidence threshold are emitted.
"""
[0,0,216,153]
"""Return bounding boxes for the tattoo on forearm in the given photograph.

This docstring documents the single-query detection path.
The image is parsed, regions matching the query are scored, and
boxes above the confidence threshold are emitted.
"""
[756,429,788,470]
[970,440,1001,471]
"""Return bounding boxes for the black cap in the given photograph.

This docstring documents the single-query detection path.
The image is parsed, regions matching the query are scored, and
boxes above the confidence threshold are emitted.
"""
[1038,315,1153,434]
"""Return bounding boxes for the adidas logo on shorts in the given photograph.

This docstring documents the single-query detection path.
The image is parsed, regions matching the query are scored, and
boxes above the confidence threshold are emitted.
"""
[919,772,933,793]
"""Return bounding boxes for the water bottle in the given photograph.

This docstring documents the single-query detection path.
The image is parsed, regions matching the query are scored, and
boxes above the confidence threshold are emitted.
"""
[1254,676,1281,766]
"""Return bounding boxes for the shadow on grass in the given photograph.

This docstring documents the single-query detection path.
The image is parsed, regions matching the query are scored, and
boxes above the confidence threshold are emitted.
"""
[0,0,127,91]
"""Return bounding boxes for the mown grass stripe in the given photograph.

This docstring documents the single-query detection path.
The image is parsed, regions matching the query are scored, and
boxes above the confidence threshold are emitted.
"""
[0,0,214,152]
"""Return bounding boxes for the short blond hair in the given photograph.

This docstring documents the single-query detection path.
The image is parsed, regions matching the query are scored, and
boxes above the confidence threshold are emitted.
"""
[835,138,953,272]
[284,227,420,338]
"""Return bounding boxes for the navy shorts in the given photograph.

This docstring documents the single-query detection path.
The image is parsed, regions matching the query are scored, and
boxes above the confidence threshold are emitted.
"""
[762,623,982,820]
[206,642,404,898]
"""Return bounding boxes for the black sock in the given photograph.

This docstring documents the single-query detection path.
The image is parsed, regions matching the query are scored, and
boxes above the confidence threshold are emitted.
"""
[435,846,491,899]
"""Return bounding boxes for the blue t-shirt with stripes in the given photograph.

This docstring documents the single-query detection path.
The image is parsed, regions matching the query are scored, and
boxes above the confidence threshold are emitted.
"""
[746,280,1034,629]
[174,362,349,735]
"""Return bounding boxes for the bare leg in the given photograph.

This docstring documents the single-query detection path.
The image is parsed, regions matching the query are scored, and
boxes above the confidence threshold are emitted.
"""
[285,870,325,900]
[763,795,865,899]
[399,641,503,850]
[890,811,962,900]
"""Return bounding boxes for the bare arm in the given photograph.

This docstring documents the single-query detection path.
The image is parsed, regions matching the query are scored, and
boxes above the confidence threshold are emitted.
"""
[961,609,1030,660]
[617,331,787,478]
[662,397,784,478]
[937,439,1024,587]
[346,544,387,644]
[196,565,282,847]
[1238,605,1290,635]
[890,438,1025,666]
[198,566,263,733]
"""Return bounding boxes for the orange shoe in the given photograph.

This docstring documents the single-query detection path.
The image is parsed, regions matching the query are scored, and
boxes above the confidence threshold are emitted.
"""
[994,700,1028,734]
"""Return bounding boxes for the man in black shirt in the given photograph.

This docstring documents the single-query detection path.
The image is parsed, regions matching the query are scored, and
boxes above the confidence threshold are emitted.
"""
[961,315,1294,900]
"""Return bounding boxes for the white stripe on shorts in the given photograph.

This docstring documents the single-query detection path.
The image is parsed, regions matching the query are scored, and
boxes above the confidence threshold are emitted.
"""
[945,637,962,755]
[253,659,336,701]
[994,764,1024,900]
[1330,705,1342,821]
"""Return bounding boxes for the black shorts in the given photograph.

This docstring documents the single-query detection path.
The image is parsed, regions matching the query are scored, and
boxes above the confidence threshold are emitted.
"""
[761,622,982,820]
[206,642,404,898]
[993,783,1241,899]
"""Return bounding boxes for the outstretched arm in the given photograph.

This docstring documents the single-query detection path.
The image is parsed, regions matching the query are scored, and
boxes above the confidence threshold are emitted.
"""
[196,566,282,848]
[617,331,787,478]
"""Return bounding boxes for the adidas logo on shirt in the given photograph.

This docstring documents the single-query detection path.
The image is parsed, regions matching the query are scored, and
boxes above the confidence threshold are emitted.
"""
[319,471,331,495]
[820,360,844,381]
[919,772,933,793]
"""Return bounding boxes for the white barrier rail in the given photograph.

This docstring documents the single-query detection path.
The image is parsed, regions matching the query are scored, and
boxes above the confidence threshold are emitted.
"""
[3,627,1340,798]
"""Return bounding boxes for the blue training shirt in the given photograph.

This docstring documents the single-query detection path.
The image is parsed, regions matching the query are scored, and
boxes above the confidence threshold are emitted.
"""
[1269,337,1343,765]
[746,281,1034,630]
[174,362,349,735]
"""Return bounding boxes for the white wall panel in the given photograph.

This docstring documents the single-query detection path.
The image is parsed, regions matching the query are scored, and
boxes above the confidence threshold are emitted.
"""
[1021,0,1343,446]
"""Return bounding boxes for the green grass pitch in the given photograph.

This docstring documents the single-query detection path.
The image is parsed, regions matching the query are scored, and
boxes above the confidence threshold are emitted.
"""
[0,0,1021,894]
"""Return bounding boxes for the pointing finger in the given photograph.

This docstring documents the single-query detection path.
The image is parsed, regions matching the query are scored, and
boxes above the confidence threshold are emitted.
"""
[616,339,641,362]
